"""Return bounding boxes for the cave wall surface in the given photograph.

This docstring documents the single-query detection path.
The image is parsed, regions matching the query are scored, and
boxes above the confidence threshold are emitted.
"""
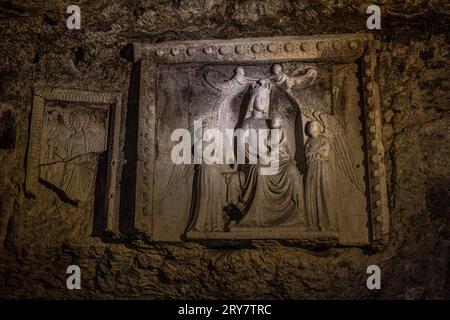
[0,0,449,299]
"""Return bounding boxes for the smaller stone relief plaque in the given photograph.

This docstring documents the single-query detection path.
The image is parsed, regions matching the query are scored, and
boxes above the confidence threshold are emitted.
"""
[26,88,122,233]
[133,34,389,248]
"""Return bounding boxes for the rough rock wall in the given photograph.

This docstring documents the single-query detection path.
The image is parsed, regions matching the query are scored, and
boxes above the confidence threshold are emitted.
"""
[0,0,449,299]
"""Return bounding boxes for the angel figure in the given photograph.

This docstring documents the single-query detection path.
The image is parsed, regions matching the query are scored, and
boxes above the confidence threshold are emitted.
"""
[268,63,318,92]
[304,111,365,232]
[203,66,258,129]
[304,120,335,231]
[203,66,257,94]
[186,127,228,233]
[187,161,228,233]
[160,122,239,234]
[60,110,100,202]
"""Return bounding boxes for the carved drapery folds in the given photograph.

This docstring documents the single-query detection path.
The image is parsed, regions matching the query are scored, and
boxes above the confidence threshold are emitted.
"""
[22,34,388,249]
[22,35,389,247]
[133,34,389,247]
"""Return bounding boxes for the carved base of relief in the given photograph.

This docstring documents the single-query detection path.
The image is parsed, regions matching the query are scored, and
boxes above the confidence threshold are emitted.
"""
[186,228,338,241]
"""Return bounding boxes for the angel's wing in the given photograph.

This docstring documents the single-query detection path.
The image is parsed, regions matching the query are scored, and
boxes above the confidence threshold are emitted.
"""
[159,163,195,200]
[288,67,318,89]
[203,68,252,94]
[159,124,200,200]
[62,111,73,131]
[312,111,365,193]
[332,64,358,118]
[87,112,96,129]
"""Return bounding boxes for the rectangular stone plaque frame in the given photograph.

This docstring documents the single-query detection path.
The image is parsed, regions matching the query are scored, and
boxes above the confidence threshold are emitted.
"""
[25,88,123,232]
[134,34,389,247]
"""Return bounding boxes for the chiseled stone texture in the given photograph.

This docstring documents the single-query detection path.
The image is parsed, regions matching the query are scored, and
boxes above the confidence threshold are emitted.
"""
[0,0,449,299]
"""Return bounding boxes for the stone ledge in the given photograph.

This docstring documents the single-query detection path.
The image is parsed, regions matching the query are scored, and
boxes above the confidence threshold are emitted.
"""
[186,228,339,240]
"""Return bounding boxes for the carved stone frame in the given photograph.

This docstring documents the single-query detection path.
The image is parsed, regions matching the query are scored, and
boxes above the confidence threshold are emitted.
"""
[134,34,389,247]
[25,88,123,233]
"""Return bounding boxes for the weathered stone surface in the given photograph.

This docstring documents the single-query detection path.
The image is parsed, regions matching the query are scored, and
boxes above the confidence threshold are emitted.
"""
[0,0,449,299]
[135,35,385,246]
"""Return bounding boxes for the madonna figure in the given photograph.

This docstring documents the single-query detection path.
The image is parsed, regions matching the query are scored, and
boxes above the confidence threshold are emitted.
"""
[234,117,306,229]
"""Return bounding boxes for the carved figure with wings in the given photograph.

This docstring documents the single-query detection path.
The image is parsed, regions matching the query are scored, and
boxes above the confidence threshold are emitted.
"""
[203,66,257,94]
[268,63,318,91]
[60,109,100,202]
[303,109,365,231]
[304,120,335,231]
[160,67,256,202]
[267,63,364,194]
[203,66,258,128]
[308,110,365,193]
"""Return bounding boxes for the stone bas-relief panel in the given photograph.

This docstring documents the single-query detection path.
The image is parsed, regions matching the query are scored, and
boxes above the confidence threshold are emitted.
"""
[26,88,122,234]
[39,103,107,203]
[134,35,389,247]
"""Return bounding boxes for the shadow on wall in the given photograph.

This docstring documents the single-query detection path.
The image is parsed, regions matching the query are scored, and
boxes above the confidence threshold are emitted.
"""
[118,44,140,237]
[94,44,141,239]
[0,110,16,149]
